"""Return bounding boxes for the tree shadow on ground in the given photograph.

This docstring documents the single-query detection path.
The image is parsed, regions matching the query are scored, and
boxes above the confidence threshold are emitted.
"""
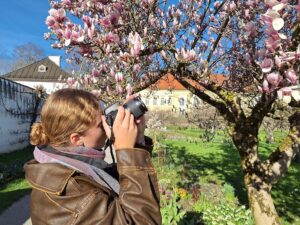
[163,143,300,224]
[165,143,248,205]
[178,211,204,225]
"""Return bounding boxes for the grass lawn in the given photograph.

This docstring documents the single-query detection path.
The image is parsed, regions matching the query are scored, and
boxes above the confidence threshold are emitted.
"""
[154,127,300,225]
[0,179,31,213]
[0,146,33,214]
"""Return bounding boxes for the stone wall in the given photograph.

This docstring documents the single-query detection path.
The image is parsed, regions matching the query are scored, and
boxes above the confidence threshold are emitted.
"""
[0,77,41,153]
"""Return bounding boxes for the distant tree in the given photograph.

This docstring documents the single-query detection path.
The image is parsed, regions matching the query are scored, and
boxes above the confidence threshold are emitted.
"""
[9,42,45,71]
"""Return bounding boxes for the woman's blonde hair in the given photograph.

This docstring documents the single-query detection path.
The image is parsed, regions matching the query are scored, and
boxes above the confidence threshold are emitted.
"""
[30,88,100,147]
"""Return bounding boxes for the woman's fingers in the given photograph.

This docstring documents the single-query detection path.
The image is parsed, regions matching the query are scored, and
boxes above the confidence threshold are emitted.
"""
[123,109,131,129]
[114,106,125,126]
[113,107,137,149]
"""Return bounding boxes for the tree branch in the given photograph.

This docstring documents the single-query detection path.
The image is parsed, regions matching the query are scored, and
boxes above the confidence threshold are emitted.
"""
[265,110,300,184]
[176,76,236,123]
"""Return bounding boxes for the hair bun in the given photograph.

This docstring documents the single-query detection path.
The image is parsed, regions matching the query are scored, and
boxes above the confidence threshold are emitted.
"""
[30,122,49,146]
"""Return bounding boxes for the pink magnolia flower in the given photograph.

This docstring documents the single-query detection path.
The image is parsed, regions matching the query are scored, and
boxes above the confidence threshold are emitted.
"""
[262,79,270,92]
[92,68,100,77]
[285,69,298,84]
[82,15,93,28]
[126,83,133,96]
[261,58,273,73]
[115,72,123,82]
[277,87,292,103]
[244,22,256,36]
[133,64,141,72]
[266,72,282,87]
[128,32,144,56]
[91,89,101,98]
[274,55,282,68]
[67,77,76,86]
[116,84,123,94]
[49,8,66,23]
[265,37,281,52]
[46,16,56,27]
[175,48,197,62]
[105,32,119,44]
[265,0,280,7]
[119,51,131,63]
[100,17,111,28]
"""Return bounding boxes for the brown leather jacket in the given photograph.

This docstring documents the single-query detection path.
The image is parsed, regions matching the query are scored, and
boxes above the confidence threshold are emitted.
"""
[24,148,162,225]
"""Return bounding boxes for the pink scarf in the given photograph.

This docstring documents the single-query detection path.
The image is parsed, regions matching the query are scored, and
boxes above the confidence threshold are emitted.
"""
[34,146,120,194]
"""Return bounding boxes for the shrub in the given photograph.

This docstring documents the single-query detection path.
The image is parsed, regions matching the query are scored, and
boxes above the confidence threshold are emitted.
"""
[201,203,254,225]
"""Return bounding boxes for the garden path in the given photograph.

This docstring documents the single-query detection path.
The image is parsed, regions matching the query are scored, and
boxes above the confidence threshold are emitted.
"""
[0,194,31,225]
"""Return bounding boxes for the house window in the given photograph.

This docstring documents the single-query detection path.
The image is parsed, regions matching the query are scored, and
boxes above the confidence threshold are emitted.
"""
[179,97,185,107]
[38,65,47,72]
[161,98,166,105]
[145,98,150,105]
[153,96,157,105]
[167,97,172,105]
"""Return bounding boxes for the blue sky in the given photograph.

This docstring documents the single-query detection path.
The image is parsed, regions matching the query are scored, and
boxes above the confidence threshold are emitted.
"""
[0,0,180,73]
[0,1,64,67]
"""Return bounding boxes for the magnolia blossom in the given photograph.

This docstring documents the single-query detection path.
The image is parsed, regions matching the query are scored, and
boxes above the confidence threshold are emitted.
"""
[92,68,100,77]
[175,48,197,62]
[116,84,123,94]
[67,77,76,86]
[91,89,101,98]
[128,32,144,57]
[261,58,273,73]
[244,22,256,37]
[277,87,292,104]
[285,69,298,84]
[45,0,299,99]
[266,72,282,88]
[115,72,123,82]
[64,26,85,46]
[126,83,133,96]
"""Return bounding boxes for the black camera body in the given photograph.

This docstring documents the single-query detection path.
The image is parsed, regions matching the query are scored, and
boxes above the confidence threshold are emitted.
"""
[104,97,148,126]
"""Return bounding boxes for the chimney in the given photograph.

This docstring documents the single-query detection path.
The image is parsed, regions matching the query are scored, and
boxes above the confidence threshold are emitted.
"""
[48,56,61,67]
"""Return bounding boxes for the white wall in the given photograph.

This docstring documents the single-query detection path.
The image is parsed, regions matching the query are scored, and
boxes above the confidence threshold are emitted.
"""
[0,78,40,153]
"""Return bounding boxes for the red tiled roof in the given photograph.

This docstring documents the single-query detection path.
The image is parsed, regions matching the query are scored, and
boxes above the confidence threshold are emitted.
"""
[153,73,228,90]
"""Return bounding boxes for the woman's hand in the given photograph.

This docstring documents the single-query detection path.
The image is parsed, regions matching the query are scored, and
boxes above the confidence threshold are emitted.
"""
[113,107,138,149]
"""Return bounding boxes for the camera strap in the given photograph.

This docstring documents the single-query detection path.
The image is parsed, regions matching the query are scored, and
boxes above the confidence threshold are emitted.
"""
[104,115,116,165]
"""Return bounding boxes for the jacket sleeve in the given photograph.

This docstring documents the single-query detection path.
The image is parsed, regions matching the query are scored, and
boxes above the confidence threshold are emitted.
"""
[115,147,162,225]
[134,136,154,154]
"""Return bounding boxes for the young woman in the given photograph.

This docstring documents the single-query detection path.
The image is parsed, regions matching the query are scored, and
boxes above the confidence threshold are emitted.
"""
[25,88,161,225]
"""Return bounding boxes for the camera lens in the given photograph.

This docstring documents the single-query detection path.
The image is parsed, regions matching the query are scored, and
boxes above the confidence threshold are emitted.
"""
[123,97,148,119]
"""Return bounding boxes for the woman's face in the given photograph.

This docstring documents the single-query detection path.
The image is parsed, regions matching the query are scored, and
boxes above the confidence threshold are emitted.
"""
[81,111,107,150]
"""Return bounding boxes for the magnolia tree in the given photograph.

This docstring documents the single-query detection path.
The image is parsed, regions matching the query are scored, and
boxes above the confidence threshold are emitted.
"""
[45,0,300,224]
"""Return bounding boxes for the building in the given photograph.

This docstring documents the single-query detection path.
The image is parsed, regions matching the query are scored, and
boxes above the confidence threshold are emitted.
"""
[3,56,70,94]
[139,74,228,113]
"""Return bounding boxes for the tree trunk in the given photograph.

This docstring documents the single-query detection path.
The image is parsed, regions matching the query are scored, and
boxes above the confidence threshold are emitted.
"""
[232,126,282,225]
[294,149,300,163]
[247,183,281,225]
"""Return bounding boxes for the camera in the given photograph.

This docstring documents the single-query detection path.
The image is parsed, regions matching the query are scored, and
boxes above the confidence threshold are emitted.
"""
[103,97,148,126]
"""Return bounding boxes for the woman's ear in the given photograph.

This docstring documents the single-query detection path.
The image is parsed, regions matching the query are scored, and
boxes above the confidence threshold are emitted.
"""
[70,133,84,146]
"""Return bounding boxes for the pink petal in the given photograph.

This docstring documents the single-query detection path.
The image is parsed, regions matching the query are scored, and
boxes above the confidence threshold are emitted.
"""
[285,69,297,84]
[261,58,273,73]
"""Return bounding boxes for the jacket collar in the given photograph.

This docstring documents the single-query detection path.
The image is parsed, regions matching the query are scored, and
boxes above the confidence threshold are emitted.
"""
[24,159,76,195]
